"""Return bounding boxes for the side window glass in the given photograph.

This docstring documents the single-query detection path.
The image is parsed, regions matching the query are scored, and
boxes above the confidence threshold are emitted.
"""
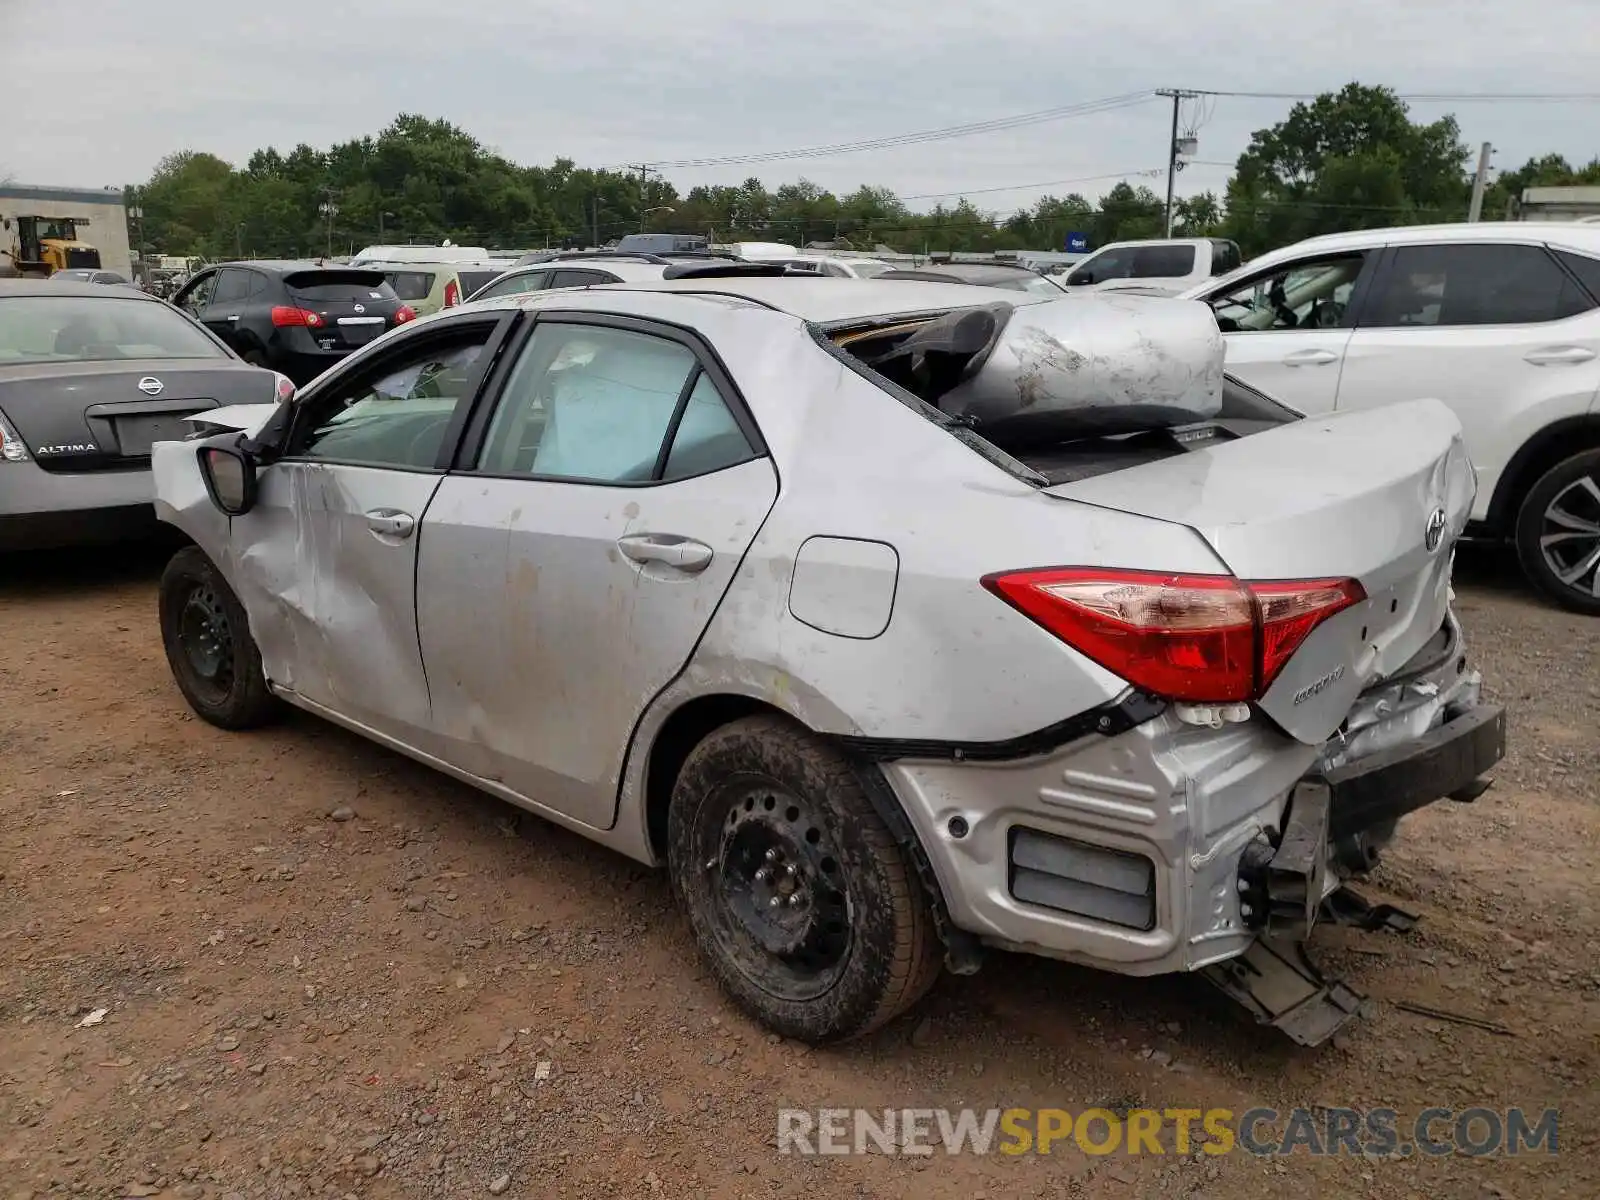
[1129,246,1196,278]
[292,327,494,469]
[211,269,251,306]
[1365,244,1588,328]
[662,373,753,481]
[549,270,603,288]
[479,324,702,483]
[178,273,216,315]
[1209,255,1365,332]
[1554,250,1600,305]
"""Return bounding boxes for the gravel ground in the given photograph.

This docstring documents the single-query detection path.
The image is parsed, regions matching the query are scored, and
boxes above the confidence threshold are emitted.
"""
[0,543,1595,1200]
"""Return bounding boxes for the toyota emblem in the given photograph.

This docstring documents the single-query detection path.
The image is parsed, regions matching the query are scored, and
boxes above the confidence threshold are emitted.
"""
[353,303,365,314]
[1424,507,1448,553]
[137,376,164,396]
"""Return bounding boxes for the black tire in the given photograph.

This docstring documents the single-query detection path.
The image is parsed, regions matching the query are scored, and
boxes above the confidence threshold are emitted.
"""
[1514,447,1600,616]
[667,715,942,1043]
[241,350,270,368]
[158,546,279,728]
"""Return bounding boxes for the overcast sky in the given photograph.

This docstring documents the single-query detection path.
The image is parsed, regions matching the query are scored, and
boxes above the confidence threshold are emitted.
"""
[4,0,1597,213]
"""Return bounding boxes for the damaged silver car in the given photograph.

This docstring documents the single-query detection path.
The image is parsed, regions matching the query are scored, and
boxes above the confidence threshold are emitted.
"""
[151,279,1505,1046]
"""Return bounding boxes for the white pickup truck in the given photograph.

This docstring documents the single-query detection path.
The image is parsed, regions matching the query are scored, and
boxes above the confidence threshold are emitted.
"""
[1061,237,1243,296]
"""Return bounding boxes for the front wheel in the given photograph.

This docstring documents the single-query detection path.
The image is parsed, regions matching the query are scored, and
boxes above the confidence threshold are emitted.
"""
[158,546,279,728]
[667,716,942,1043]
[1514,448,1600,615]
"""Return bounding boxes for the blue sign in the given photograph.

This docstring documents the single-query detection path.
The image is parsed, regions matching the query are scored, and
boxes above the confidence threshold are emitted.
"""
[1066,232,1090,253]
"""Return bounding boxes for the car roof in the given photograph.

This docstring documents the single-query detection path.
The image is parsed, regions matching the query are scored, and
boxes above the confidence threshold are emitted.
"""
[534,259,671,281]
[1256,221,1600,260]
[0,278,163,301]
[205,260,390,276]
[553,276,1050,323]
[879,263,1037,283]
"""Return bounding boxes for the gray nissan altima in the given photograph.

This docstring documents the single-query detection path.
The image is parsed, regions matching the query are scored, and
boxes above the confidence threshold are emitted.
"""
[0,279,293,551]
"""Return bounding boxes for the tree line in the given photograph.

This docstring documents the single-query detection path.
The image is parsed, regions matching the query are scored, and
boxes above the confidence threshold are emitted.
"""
[127,85,1600,263]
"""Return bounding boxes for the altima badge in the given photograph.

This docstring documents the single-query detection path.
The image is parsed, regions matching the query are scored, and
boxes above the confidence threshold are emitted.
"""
[138,376,164,396]
[1424,507,1447,553]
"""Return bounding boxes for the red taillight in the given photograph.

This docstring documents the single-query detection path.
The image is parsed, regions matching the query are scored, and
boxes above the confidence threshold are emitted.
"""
[394,304,417,324]
[443,280,460,308]
[272,372,296,402]
[981,568,1364,704]
[270,306,324,328]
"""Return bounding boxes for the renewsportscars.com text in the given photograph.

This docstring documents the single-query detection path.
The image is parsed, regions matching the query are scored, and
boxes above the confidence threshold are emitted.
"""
[777,1106,1559,1158]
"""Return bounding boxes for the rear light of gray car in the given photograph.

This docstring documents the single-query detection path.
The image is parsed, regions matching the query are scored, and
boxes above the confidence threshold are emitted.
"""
[0,410,28,462]
[981,568,1363,703]
[1009,828,1156,929]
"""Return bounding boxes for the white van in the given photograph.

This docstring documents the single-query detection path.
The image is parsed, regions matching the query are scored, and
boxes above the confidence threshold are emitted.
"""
[349,244,491,267]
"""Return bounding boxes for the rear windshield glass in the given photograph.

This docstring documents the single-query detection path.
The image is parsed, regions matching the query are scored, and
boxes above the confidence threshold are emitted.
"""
[458,270,500,295]
[0,295,224,364]
[384,271,435,301]
[284,271,397,303]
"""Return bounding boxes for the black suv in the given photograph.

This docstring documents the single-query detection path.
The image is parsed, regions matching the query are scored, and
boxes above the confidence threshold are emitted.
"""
[171,261,416,384]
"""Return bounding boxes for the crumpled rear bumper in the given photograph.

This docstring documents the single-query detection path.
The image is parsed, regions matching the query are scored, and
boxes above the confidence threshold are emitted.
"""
[876,610,1501,982]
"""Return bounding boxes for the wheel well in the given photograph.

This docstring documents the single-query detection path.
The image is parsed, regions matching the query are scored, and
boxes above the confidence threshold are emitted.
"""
[1487,416,1600,535]
[644,694,790,858]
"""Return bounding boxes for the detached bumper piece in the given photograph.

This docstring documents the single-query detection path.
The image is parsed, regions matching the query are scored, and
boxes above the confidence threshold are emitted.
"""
[1202,938,1370,1047]
[1323,702,1506,841]
[1216,703,1506,1046]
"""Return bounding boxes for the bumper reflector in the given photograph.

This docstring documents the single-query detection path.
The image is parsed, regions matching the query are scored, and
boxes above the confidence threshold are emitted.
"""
[1009,828,1156,930]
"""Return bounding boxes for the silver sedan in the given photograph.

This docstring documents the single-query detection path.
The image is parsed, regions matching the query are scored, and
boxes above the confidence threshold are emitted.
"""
[151,278,1504,1046]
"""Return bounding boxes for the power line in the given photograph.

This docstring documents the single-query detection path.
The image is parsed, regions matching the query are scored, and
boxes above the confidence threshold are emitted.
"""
[644,91,1159,170]
[1188,88,1600,102]
[899,168,1164,203]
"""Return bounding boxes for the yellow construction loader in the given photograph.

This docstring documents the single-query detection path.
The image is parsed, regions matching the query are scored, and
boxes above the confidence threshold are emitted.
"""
[0,214,103,277]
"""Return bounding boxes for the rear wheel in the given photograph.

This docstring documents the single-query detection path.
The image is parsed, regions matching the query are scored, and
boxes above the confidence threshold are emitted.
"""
[1515,448,1600,616]
[666,716,942,1043]
[158,546,279,728]
[241,350,269,368]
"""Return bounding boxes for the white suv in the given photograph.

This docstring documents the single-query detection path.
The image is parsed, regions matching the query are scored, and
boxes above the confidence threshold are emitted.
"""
[1182,223,1600,613]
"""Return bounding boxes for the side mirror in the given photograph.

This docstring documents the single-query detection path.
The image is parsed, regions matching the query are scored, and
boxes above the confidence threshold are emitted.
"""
[1067,272,1093,286]
[197,438,257,516]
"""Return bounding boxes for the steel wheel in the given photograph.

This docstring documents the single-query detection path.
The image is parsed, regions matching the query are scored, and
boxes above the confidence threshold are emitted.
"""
[1538,473,1600,598]
[666,715,942,1042]
[707,781,854,1002]
[159,546,279,729]
[179,581,236,702]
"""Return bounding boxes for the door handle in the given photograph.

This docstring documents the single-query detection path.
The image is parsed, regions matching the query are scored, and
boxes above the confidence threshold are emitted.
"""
[1524,346,1596,366]
[617,533,713,573]
[364,509,415,539]
[1283,348,1338,366]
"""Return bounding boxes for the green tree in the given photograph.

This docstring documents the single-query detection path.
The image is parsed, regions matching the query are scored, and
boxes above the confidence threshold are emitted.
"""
[1221,83,1471,255]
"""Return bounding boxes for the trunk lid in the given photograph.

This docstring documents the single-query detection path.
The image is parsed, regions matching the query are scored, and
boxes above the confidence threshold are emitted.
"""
[283,270,404,350]
[0,360,271,472]
[1043,398,1476,743]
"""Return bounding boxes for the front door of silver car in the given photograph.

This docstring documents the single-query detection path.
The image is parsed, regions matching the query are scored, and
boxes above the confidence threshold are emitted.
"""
[225,315,506,745]
[415,316,777,828]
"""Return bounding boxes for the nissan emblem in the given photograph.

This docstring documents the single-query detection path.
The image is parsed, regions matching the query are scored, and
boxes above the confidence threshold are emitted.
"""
[138,376,164,396]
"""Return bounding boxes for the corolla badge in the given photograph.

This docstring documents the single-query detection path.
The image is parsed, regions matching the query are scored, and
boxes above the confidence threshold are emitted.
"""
[137,376,164,396]
[1424,507,1448,553]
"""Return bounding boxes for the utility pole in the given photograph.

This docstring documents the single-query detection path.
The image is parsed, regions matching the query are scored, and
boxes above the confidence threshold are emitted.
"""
[592,194,600,249]
[627,163,659,234]
[1467,142,1493,222]
[1157,89,1197,238]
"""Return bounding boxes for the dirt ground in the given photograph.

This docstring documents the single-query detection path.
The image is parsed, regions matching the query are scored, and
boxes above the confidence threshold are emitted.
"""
[1,543,1596,1200]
